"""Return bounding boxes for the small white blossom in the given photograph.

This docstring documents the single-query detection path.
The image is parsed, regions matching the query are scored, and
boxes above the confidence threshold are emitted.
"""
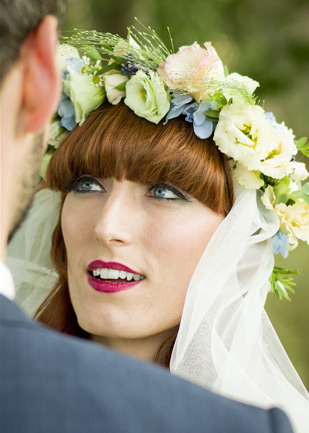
[82,56,91,67]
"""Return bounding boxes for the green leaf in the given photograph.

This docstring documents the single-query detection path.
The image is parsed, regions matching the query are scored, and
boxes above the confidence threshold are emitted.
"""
[299,192,309,204]
[205,109,219,119]
[115,80,127,91]
[100,42,113,52]
[109,54,126,64]
[296,137,309,157]
[296,136,307,148]
[291,183,309,204]
[286,198,296,206]
[276,193,289,205]
[302,182,309,194]
[269,266,298,301]
[300,148,309,157]
[97,62,121,74]
[82,45,102,60]
[302,195,309,204]
[273,177,291,200]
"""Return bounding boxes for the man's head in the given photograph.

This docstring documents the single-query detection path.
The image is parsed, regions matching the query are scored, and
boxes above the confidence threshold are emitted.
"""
[0,0,65,84]
[0,0,66,258]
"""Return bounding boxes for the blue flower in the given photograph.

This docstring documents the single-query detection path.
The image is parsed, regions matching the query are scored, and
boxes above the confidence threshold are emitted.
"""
[193,102,214,139]
[183,103,198,123]
[265,112,282,130]
[164,92,193,122]
[164,92,215,139]
[121,53,153,76]
[56,57,84,131]
[265,112,276,123]
[121,61,139,76]
[58,94,77,131]
[65,57,83,73]
[272,230,290,258]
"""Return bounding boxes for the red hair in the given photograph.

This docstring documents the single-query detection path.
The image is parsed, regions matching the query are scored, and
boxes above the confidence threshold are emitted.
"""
[35,102,235,366]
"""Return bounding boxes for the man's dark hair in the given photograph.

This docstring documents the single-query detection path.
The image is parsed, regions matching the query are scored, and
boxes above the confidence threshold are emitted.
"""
[0,0,66,84]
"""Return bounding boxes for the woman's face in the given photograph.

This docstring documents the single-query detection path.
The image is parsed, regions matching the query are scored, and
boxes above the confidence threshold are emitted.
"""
[62,176,224,359]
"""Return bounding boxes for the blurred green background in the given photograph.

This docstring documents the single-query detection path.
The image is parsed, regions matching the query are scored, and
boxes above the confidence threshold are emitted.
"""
[63,0,309,387]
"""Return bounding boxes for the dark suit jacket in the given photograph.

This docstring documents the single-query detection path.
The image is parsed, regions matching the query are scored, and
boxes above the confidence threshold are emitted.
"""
[0,295,293,433]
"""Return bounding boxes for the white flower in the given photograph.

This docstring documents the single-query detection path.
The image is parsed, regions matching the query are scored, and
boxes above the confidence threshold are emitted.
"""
[258,121,297,179]
[261,185,309,248]
[64,65,105,124]
[223,73,259,101]
[104,72,129,105]
[124,70,170,124]
[289,161,309,182]
[275,200,309,247]
[214,102,276,170]
[48,120,69,148]
[261,185,276,211]
[57,44,80,71]
[232,163,264,189]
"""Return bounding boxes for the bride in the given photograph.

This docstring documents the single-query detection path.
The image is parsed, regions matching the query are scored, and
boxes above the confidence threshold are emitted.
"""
[8,23,309,432]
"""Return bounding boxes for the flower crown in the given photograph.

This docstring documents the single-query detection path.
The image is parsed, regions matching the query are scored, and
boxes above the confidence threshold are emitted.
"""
[44,21,309,300]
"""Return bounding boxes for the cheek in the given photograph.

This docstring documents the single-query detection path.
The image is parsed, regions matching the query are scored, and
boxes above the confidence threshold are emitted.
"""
[145,210,223,296]
[147,210,221,263]
[61,198,93,256]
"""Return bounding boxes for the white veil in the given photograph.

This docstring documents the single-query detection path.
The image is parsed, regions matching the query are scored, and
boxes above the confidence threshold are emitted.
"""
[7,189,60,316]
[7,186,309,433]
[171,185,309,433]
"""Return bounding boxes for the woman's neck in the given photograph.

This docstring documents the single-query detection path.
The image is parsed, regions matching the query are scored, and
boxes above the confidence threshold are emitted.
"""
[90,329,176,364]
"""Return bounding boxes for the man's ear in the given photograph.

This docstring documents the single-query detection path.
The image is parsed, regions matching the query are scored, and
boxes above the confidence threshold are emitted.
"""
[22,15,60,133]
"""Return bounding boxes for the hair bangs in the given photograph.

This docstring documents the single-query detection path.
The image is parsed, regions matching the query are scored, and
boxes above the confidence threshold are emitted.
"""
[46,103,234,215]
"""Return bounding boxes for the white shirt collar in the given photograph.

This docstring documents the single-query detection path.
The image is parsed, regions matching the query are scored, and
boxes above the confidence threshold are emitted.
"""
[0,260,16,300]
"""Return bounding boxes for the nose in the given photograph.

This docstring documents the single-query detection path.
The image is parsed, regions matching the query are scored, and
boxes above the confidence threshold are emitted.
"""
[94,184,136,247]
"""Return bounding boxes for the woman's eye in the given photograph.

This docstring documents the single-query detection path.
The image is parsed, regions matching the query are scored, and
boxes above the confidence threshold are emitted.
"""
[69,176,103,193]
[148,183,189,201]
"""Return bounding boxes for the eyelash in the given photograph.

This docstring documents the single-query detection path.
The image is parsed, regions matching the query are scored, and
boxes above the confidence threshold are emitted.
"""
[148,183,190,202]
[66,176,190,202]
[66,176,103,194]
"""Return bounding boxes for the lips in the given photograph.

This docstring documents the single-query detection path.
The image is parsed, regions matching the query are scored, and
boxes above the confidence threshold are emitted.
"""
[88,260,141,274]
[87,260,145,293]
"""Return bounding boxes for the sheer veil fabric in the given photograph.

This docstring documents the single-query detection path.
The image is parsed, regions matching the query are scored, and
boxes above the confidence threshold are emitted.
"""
[171,185,309,433]
[7,187,309,432]
[7,189,60,317]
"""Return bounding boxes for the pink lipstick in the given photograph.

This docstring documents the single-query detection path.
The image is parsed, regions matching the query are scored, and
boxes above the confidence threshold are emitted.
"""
[87,260,145,294]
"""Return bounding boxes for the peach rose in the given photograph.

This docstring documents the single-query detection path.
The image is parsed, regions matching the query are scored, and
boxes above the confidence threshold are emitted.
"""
[158,42,224,102]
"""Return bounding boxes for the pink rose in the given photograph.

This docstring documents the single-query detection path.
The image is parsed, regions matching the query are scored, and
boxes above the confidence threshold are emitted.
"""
[158,42,224,102]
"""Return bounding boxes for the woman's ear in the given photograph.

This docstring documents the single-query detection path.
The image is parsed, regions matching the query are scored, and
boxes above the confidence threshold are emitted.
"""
[22,15,61,133]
